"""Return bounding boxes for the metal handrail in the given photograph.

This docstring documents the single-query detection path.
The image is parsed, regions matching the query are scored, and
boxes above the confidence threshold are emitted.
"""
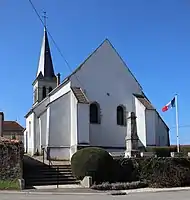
[41,146,60,188]
[41,146,53,167]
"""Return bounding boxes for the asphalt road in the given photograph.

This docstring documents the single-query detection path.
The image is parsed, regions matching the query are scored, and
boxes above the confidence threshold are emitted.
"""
[0,190,190,200]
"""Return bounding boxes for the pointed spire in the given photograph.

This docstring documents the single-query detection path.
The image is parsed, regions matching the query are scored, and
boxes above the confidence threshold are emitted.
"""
[36,24,55,78]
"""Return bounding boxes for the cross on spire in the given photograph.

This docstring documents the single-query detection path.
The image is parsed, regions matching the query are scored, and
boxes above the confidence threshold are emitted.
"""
[42,11,48,29]
[36,11,55,79]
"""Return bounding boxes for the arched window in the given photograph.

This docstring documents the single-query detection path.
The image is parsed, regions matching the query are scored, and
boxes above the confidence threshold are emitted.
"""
[90,102,100,124]
[49,87,53,93]
[117,105,125,126]
[42,86,46,99]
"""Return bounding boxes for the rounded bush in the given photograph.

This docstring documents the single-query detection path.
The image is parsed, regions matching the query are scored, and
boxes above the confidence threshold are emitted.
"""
[71,147,114,183]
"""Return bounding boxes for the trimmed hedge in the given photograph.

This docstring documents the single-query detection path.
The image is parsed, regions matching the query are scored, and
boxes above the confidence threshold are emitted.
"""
[0,137,23,181]
[118,157,190,188]
[146,146,177,157]
[71,146,190,188]
[113,159,139,182]
[71,147,114,183]
[146,146,190,157]
[91,181,148,190]
[179,146,190,156]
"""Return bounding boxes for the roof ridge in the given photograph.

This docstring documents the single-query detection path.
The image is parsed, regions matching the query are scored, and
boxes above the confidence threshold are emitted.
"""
[61,39,142,91]
[64,39,108,83]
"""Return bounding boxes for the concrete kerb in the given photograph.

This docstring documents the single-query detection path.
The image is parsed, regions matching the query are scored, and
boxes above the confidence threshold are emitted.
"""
[0,190,106,195]
[1,187,190,195]
[121,187,190,195]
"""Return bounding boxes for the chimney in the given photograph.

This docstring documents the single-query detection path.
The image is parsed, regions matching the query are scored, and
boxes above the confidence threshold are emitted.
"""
[56,73,61,86]
[0,112,4,137]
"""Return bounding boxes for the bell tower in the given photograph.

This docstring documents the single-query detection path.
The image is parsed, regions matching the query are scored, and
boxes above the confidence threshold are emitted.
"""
[32,13,57,106]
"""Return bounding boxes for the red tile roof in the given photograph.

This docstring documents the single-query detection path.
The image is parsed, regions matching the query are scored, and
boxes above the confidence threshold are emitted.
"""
[3,121,24,132]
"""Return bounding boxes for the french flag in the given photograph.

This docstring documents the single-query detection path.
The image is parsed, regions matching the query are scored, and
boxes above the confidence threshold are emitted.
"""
[162,97,176,112]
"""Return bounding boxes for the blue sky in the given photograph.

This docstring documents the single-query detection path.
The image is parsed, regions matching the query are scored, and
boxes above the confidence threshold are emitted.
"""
[0,0,190,144]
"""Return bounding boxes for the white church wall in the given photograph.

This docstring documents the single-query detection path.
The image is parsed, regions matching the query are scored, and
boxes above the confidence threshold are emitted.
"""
[34,117,41,153]
[70,40,142,149]
[49,148,70,161]
[29,97,49,154]
[135,98,147,147]
[33,97,49,116]
[146,109,156,146]
[39,111,47,147]
[24,129,27,153]
[50,81,71,103]
[48,92,71,160]
[70,92,78,159]
[155,113,169,146]
[77,103,89,145]
[70,92,78,146]
[26,113,35,155]
[89,124,101,146]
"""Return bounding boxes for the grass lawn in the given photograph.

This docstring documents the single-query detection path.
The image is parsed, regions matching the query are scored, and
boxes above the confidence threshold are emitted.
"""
[0,180,20,190]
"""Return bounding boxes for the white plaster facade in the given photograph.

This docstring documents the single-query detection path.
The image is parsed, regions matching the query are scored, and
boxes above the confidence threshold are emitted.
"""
[25,32,170,160]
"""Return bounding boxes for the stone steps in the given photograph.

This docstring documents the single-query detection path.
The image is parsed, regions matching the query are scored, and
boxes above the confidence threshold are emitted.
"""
[32,156,71,165]
[23,155,79,188]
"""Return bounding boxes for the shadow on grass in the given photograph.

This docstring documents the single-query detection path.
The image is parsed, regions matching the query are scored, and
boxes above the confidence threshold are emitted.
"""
[0,180,20,190]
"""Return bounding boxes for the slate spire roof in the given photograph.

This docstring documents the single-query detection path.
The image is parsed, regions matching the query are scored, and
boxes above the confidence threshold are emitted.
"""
[36,28,55,78]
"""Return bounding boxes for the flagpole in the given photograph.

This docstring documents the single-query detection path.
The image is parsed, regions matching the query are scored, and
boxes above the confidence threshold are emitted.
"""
[175,94,180,153]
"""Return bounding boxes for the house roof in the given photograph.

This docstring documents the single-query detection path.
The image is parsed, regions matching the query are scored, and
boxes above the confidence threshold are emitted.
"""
[133,93,155,110]
[71,87,89,104]
[3,121,24,132]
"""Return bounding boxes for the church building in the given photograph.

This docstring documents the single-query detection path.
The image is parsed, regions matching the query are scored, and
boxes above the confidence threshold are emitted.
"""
[24,27,170,160]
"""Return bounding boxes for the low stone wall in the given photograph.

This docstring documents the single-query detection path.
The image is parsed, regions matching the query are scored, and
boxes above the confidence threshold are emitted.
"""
[0,137,24,180]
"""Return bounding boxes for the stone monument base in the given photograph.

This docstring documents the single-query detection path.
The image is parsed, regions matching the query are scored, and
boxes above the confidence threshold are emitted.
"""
[125,150,140,158]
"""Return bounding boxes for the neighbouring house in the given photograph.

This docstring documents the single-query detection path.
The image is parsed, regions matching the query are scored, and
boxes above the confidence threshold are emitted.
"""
[24,27,170,160]
[0,112,24,142]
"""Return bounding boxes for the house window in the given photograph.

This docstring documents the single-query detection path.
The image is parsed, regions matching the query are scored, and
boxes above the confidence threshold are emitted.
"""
[117,105,125,126]
[42,86,46,99]
[12,134,16,140]
[49,87,53,93]
[90,102,100,124]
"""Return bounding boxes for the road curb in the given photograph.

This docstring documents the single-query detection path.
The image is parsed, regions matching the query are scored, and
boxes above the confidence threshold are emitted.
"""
[121,187,190,195]
[0,190,106,195]
[0,187,190,195]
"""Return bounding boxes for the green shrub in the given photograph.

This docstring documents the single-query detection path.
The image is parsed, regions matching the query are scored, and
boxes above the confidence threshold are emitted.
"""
[91,181,148,190]
[180,145,190,156]
[115,157,190,188]
[138,157,190,187]
[146,146,177,157]
[71,147,114,183]
[114,159,139,182]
